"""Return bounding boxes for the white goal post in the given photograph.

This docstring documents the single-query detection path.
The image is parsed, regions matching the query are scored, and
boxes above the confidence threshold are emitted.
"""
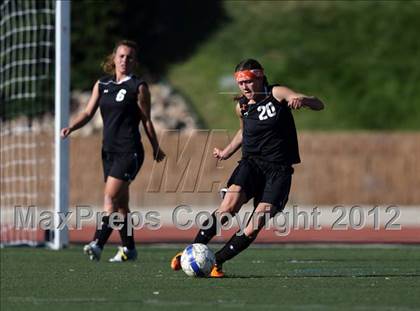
[0,0,70,249]
[52,0,70,250]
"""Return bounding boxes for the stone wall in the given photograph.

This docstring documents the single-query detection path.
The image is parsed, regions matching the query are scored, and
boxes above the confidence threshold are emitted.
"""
[68,131,420,207]
[2,125,418,209]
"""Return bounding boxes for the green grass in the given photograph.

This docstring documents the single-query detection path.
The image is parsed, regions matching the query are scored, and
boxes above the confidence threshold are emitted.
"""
[1,245,420,311]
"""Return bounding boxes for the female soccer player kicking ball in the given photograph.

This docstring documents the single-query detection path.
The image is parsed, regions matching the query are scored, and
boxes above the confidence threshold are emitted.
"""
[61,40,165,262]
[171,59,324,277]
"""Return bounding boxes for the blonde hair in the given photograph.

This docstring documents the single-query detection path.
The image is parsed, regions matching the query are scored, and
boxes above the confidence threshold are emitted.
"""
[101,40,139,75]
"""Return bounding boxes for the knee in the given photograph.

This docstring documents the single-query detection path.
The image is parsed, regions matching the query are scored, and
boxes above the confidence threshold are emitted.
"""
[104,192,118,208]
[257,203,273,215]
[217,197,239,215]
[243,226,261,240]
[243,203,273,237]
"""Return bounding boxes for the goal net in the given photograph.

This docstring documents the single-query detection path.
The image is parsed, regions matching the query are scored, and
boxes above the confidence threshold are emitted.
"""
[0,0,69,249]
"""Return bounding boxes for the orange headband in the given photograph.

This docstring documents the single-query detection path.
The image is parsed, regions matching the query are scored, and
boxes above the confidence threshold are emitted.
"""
[234,69,264,81]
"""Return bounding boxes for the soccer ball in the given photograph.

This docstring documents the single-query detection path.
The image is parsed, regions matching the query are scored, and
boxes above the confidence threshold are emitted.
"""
[180,243,216,277]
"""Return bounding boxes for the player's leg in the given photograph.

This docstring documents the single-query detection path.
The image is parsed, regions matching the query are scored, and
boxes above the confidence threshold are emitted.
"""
[171,159,257,271]
[116,185,134,249]
[84,176,128,260]
[212,202,274,276]
[193,184,248,244]
[192,159,257,245]
[108,184,138,262]
[84,150,115,260]
[98,176,129,247]
[107,151,143,262]
[211,166,293,277]
[170,184,248,270]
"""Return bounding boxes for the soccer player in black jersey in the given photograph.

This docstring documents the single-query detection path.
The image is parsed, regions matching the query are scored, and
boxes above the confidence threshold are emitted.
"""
[171,59,324,277]
[61,40,165,262]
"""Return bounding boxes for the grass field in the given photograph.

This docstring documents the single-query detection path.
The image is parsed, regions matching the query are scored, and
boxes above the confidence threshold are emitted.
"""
[167,1,420,131]
[1,245,420,311]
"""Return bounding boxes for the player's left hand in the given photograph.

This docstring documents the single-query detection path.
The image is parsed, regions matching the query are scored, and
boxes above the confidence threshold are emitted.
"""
[288,96,304,110]
[153,147,166,162]
[60,127,72,139]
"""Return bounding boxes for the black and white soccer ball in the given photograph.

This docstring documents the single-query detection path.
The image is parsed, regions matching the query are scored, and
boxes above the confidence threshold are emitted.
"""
[180,243,216,277]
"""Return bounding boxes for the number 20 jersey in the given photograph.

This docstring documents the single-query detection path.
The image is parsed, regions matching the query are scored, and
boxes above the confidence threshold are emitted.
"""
[98,75,145,153]
[239,85,301,165]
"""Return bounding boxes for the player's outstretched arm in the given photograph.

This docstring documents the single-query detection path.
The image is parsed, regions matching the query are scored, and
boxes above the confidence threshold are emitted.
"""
[61,81,100,139]
[272,86,324,111]
[213,103,243,160]
[138,83,165,162]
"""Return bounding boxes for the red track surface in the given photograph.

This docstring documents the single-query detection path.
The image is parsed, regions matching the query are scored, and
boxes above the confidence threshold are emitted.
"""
[3,226,419,244]
[69,226,420,244]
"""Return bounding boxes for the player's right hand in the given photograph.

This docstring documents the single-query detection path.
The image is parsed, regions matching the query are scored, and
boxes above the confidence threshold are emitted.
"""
[60,127,72,139]
[213,147,227,160]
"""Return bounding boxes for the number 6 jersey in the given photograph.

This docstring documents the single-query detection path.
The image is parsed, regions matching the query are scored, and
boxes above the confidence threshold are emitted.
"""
[98,75,146,153]
[239,85,301,165]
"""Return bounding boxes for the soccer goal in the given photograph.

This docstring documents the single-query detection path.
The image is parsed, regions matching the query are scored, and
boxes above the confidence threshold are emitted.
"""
[0,0,70,249]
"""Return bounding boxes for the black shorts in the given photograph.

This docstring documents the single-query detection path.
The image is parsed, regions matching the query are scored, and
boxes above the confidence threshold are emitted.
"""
[102,149,144,182]
[227,157,293,213]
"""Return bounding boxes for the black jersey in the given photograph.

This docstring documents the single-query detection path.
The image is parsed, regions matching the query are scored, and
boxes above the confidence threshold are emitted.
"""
[239,85,301,165]
[98,75,145,153]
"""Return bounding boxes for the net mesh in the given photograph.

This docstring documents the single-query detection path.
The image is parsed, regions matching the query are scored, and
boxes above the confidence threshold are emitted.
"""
[0,0,55,247]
